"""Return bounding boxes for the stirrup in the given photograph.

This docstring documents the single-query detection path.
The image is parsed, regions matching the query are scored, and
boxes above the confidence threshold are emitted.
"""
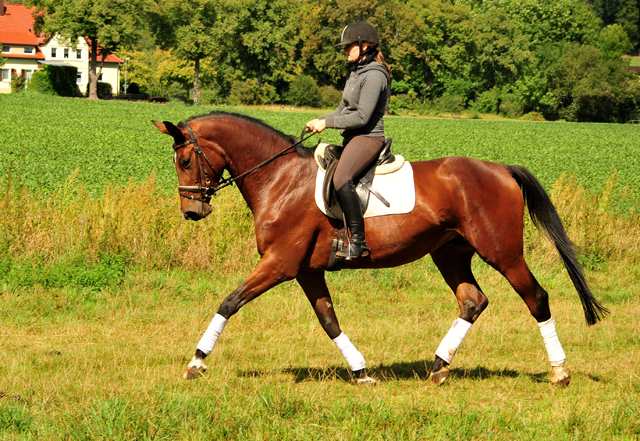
[335,240,370,260]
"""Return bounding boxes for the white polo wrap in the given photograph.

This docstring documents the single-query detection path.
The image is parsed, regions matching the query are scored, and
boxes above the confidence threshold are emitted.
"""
[538,317,566,367]
[435,318,473,364]
[332,332,366,371]
[197,314,228,355]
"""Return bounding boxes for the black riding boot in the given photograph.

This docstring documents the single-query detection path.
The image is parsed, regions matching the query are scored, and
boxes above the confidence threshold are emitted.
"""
[335,180,370,259]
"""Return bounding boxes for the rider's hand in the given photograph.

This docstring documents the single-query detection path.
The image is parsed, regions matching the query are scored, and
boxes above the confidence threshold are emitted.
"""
[306,118,326,133]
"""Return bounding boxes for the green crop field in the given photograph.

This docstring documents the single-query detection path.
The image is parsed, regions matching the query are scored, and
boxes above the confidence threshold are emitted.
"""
[1,93,639,195]
[1,93,639,439]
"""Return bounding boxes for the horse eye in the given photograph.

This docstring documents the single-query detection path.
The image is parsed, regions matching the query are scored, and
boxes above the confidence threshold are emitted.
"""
[181,158,192,169]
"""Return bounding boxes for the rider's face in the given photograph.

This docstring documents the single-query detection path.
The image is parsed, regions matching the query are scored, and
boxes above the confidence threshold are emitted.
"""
[344,42,369,63]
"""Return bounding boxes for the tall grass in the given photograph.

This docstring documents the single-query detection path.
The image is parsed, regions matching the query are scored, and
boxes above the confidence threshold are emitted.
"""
[1,166,638,290]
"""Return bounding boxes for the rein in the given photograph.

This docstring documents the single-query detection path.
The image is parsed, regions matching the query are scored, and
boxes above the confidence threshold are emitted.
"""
[173,123,316,202]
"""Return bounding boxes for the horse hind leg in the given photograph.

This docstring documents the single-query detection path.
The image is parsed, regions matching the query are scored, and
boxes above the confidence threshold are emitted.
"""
[429,238,489,386]
[495,255,571,387]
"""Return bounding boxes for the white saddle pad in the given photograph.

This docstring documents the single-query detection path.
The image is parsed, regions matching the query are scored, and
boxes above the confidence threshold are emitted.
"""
[314,162,416,219]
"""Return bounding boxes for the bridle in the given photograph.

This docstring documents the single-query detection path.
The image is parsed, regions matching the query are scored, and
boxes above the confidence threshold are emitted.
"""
[172,122,316,202]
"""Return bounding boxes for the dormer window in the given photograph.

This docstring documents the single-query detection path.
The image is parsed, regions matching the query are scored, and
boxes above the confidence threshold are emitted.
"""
[51,47,57,58]
[2,46,10,54]
[24,46,34,54]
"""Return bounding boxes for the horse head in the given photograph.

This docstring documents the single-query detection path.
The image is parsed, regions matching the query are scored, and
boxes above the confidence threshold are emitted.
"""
[152,119,226,221]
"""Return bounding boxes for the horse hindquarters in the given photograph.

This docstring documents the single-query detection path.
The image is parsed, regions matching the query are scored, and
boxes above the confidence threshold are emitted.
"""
[430,159,572,385]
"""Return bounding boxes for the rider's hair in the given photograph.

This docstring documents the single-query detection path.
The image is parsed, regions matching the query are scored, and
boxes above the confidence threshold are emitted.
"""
[374,50,391,73]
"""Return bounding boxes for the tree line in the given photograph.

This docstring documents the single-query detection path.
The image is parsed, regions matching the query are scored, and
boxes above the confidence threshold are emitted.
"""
[25,0,640,122]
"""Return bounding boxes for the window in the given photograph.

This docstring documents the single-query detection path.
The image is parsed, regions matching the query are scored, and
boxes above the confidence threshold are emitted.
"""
[24,46,34,54]
[1,69,9,82]
[64,48,69,58]
[98,73,103,81]
[76,49,82,59]
[2,46,9,54]
[76,72,82,84]
[25,70,34,81]
[51,47,57,58]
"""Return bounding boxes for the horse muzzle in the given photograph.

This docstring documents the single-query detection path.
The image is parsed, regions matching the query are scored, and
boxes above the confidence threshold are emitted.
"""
[183,200,213,221]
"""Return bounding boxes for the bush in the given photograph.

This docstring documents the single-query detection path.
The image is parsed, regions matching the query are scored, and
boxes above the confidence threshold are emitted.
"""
[10,70,26,93]
[433,94,466,113]
[29,70,56,95]
[28,65,78,97]
[227,79,278,105]
[285,75,321,107]
[97,82,113,99]
[319,85,342,108]
[126,82,140,94]
[519,111,546,121]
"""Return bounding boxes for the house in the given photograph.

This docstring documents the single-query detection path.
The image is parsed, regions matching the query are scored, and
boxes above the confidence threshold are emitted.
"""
[0,1,123,95]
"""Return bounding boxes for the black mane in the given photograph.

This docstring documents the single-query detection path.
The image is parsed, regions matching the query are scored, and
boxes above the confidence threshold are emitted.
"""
[181,110,316,159]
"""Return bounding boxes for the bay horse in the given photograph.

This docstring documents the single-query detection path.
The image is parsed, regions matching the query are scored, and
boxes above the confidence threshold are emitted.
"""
[152,111,608,387]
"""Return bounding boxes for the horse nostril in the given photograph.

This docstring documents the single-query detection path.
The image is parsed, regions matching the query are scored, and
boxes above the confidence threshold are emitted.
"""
[184,211,202,221]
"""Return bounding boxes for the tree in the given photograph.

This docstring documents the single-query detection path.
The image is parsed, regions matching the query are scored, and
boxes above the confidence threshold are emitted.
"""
[146,0,219,105]
[485,0,602,47]
[214,0,301,99]
[585,0,640,49]
[28,0,140,100]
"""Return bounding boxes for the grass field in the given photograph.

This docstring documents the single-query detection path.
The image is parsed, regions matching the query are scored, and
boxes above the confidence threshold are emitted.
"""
[1,93,639,439]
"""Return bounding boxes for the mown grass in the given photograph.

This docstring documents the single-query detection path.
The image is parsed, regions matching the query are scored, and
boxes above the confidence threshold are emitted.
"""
[1,166,639,439]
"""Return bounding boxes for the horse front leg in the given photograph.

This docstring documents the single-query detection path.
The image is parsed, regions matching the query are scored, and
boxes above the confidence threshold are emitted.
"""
[296,272,376,385]
[184,256,292,380]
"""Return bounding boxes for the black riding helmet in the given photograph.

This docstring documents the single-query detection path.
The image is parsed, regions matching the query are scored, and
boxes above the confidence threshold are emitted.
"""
[335,21,379,48]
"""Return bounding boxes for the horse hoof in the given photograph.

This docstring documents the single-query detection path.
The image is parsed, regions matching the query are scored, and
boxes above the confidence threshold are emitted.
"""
[551,366,571,387]
[357,376,378,386]
[429,367,450,386]
[183,366,206,380]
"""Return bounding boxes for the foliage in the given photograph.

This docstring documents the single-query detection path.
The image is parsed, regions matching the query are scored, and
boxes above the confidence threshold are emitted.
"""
[484,0,603,47]
[145,0,220,105]
[29,64,78,97]
[96,81,113,99]
[319,85,342,108]
[536,42,640,122]
[0,53,5,68]
[227,78,279,105]
[10,70,26,93]
[285,74,321,107]
[586,0,640,49]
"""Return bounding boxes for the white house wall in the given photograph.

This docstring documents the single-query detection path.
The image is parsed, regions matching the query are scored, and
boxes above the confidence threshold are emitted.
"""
[0,56,38,93]
[40,36,121,95]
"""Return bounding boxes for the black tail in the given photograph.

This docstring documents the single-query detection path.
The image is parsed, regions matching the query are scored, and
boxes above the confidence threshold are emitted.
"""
[508,165,609,325]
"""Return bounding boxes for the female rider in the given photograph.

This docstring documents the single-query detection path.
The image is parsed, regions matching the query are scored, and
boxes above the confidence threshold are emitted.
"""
[306,21,391,260]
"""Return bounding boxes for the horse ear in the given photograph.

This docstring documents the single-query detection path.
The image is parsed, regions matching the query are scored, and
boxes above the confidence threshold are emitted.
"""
[163,121,186,144]
[151,120,170,134]
[151,120,186,144]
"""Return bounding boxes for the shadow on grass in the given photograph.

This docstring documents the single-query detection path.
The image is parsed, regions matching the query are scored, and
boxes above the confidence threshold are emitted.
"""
[239,360,551,384]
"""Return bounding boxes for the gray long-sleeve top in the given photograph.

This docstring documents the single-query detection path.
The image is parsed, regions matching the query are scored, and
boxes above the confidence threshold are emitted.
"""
[322,61,389,140]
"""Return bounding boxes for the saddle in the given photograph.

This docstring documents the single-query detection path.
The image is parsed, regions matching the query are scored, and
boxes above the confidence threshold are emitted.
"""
[315,138,403,218]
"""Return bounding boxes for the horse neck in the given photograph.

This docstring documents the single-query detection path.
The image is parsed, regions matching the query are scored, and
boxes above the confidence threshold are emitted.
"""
[199,118,312,211]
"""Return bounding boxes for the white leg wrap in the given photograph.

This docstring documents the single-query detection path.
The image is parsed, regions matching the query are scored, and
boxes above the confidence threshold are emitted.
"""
[196,314,228,356]
[538,317,566,367]
[332,333,366,371]
[435,318,473,364]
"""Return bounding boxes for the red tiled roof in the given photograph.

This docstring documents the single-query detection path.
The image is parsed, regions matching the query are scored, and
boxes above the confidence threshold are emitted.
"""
[0,4,43,45]
[84,37,123,63]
